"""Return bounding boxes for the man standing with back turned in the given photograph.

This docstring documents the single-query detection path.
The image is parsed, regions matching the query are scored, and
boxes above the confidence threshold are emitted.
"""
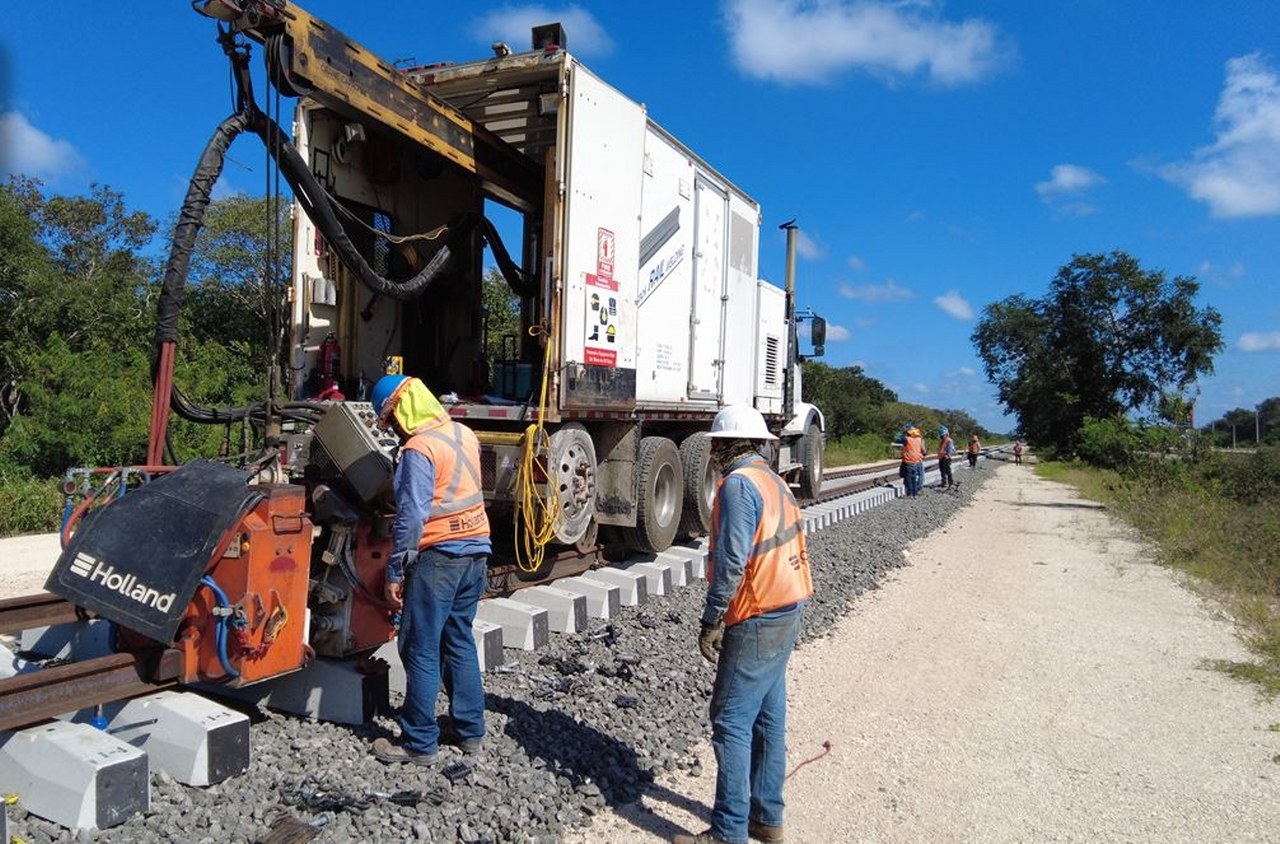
[369,374,491,765]
[676,405,813,844]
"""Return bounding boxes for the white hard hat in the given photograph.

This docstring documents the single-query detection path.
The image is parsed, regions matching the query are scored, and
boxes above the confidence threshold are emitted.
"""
[707,405,776,441]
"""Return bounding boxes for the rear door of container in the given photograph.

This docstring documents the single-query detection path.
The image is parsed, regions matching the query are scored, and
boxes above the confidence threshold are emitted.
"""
[559,63,647,410]
[689,177,727,400]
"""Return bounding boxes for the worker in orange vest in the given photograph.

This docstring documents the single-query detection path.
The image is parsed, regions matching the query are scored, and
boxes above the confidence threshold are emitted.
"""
[968,432,982,469]
[937,426,955,489]
[676,405,813,844]
[900,425,927,497]
[369,374,491,766]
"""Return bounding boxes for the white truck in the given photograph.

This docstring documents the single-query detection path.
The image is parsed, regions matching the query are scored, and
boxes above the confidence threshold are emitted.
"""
[190,1,827,560]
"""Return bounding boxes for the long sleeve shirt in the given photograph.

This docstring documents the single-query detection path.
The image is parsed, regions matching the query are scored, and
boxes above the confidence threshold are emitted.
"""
[387,449,492,583]
[701,456,767,626]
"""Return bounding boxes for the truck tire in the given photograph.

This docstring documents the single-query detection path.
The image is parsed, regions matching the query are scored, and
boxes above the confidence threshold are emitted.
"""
[548,424,596,546]
[678,432,714,537]
[797,421,824,501]
[625,436,683,553]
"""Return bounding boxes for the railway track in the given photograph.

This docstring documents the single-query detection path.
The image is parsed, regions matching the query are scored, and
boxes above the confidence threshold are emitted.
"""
[0,453,996,736]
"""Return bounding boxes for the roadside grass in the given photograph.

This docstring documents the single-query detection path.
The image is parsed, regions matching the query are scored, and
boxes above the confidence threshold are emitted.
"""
[1036,458,1280,697]
[826,432,899,466]
[0,475,62,537]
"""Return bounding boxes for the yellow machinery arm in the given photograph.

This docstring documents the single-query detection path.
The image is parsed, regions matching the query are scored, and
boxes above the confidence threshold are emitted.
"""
[195,0,542,205]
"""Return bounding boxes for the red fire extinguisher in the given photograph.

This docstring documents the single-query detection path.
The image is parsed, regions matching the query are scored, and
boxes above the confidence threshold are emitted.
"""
[320,332,340,377]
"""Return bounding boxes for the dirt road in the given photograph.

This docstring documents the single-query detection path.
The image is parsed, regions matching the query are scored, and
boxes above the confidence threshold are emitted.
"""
[567,463,1280,843]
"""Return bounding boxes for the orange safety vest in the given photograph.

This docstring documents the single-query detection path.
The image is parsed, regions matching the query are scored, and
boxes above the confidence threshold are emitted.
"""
[937,435,953,459]
[901,435,925,463]
[968,438,980,454]
[401,419,490,547]
[707,462,813,626]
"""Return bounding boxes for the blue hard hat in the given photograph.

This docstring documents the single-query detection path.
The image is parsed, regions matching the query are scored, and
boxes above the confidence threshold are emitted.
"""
[371,374,409,420]
[939,426,948,436]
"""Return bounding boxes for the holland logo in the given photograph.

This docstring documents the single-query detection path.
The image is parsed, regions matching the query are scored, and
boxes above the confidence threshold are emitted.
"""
[69,552,177,611]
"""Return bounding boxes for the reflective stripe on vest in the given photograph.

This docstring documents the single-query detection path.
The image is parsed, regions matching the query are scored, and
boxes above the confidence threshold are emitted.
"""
[402,420,489,546]
[708,462,813,627]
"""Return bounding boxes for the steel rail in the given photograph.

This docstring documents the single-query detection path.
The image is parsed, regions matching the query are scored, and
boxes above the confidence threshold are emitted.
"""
[0,592,80,636]
[0,649,182,732]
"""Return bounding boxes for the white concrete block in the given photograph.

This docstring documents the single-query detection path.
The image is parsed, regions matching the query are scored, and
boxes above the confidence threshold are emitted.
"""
[200,657,388,725]
[517,585,587,634]
[621,561,673,597]
[558,576,621,620]
[577,568,648,606]
[0,720,148,829]
[20,619,113,661]
[69,691,249,787]
[475,597,549,651]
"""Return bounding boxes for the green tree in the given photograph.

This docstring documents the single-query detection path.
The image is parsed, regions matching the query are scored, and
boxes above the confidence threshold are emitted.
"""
[972,251,1223,457]
[799,361,896,439]
[0,178,159,473]
[482,266,521,364]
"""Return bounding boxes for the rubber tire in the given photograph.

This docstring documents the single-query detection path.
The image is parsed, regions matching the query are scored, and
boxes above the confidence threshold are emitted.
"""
[797,422,824,501]
[624,436,683,554]
[548,424,596,545]
[678,433,715,537]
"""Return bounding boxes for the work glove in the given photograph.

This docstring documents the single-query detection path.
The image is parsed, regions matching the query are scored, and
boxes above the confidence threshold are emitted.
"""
[698,620,724,663]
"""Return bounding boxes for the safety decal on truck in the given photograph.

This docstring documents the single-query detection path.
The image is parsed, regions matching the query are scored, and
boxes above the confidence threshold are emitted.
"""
[584,227,620,367]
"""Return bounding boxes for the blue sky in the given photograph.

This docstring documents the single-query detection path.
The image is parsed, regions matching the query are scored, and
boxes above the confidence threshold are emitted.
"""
[3,1,1278,432]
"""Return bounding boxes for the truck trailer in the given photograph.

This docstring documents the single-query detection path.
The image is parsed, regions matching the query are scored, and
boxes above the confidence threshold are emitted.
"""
[43,0,828,687]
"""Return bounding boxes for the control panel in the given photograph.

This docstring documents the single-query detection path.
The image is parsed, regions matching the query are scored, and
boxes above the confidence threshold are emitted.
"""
[311,402,399,502]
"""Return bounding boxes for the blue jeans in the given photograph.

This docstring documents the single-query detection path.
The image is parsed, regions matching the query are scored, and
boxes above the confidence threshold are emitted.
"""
[397,548,487,753]
[709,606,803,843]
[904,461,924,496]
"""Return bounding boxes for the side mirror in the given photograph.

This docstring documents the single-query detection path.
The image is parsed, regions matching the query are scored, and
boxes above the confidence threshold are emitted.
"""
[810,316,826,358]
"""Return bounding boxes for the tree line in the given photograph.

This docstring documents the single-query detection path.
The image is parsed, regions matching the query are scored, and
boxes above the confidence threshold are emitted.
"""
[0,175,1243,500]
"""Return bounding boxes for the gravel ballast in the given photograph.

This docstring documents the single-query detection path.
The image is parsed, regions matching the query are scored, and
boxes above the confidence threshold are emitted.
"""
[4,474,984,844]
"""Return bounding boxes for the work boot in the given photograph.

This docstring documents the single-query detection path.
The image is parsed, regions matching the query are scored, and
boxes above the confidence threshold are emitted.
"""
[671,830,733,844]
[371,736,439,766]
[748,819,785,842]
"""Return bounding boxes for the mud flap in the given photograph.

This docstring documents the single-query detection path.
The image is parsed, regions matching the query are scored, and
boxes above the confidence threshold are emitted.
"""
[45,461,263,643]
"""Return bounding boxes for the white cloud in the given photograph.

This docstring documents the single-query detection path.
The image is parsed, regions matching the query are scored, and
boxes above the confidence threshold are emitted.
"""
[795,229,824,260]
[826,323,853,342]
[934,290,974,319]
[1158,53,1280,218]
[1238,331,1280,352]
[949,366,976,377]
[0,111,84,180]
[1035,163,1105,198]
[838,280,914,301]
[1035,163,1105,216]
[723,0,1009,87]
[846,255,866,272]
[470,6,613,58]
[912,383,930,394]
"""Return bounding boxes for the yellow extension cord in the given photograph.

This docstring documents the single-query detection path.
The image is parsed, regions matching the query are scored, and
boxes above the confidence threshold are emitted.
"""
[512,317,561,573]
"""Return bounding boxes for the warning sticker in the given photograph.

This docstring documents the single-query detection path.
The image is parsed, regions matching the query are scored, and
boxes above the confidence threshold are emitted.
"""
[585,272,619,368]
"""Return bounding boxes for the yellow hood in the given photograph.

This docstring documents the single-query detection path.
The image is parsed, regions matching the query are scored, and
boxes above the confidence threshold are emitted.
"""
[389,377,447,433]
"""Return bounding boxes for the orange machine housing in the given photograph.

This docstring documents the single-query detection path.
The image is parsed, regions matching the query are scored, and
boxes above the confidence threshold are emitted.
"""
[176,484,314,686]
[310,520,397,658]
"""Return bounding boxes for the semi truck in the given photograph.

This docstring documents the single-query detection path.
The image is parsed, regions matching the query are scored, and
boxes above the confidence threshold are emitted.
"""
[44,0,828,685]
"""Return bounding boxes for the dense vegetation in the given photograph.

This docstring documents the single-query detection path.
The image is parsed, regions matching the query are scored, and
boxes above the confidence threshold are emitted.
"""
[972,251,1223,458]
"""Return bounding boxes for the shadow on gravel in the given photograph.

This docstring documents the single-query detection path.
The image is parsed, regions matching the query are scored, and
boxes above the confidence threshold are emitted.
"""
[489,694,710,838]
[997,499,1106,511]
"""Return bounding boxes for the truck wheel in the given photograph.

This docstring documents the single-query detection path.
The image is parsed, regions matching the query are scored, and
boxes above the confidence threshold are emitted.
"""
[678,433,714,537]
[625,436,682,553]
[797,422,824,501]
[549,424,596,546]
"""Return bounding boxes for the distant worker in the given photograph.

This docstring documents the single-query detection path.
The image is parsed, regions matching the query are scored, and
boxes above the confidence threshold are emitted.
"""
[901,424,927,497]
[1013,440,1024,465]
[967,433,981,469]
[369,374,491,766]
[676,406,812,844]
[937,426,955,489]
